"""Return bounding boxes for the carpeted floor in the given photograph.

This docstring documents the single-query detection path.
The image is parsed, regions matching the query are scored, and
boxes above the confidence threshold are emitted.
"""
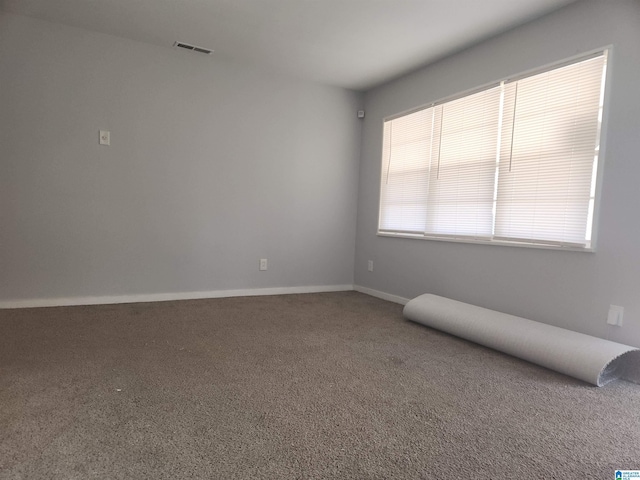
[1,291,639,479]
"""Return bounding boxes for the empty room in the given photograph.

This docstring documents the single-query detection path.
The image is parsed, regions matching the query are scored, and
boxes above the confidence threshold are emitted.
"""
[1,0,640,478]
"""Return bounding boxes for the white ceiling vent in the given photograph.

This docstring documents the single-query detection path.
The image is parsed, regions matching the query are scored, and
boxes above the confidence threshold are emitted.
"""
[173,41,213,55]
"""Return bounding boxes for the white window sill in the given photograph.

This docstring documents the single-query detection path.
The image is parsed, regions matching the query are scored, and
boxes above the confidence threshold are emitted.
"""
[376,231,595,253]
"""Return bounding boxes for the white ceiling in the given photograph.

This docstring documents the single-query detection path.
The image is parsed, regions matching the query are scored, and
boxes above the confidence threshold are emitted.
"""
[1,0,576,91]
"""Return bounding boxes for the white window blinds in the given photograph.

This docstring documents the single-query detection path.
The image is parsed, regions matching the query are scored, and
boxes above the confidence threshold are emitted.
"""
[379,108,433,233]
[425,86,502,238]
[378,51,607,249]
[495,54,606,247]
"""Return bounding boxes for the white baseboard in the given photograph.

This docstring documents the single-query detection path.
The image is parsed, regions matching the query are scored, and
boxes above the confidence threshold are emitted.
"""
[353,285,410,305]
[0,284,355,309]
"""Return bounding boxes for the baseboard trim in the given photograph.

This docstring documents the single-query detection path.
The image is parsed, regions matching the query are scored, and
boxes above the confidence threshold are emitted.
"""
[353,285,410,305]
[0,284,355,309]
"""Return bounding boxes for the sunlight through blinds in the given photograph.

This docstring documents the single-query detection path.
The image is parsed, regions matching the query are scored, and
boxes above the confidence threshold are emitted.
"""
[495,53,607,247]
[378,51,607,248]
[379,108,434,233]
[425,86,502,238]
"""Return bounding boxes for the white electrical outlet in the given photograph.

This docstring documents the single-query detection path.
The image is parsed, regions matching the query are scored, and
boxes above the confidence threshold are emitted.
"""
[607,305,624,326]
[99,130,110,146]
[367,260,374,272]
[259,259,268,271]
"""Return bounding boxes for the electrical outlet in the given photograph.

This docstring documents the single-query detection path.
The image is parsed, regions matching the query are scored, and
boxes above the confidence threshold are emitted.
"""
[259,259,268,271]
[99,130,110,146]
[607,305,624,326]
[367,260,374,272]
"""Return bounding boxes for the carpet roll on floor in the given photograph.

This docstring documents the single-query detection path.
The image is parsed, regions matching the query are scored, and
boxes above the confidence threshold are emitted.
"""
[404,294,640,386]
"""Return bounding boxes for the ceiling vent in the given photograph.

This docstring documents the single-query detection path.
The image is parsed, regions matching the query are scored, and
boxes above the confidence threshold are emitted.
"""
[173,41,213,55]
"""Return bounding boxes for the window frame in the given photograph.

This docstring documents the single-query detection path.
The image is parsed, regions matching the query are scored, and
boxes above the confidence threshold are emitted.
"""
[377,47,612,253]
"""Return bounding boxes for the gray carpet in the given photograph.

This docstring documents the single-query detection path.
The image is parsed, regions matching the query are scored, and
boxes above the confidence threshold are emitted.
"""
[1,291,639,479]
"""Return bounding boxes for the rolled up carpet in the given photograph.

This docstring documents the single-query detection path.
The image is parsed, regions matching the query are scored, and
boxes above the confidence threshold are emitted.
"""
[403,294,640,386]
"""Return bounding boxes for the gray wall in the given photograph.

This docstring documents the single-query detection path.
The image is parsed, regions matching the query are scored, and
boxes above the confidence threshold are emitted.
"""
[0,13,362,300]
[3,2,640,347]
[355,0,640,346]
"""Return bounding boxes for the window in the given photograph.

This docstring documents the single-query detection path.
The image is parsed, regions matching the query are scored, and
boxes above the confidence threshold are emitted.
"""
[379,51,608,249]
